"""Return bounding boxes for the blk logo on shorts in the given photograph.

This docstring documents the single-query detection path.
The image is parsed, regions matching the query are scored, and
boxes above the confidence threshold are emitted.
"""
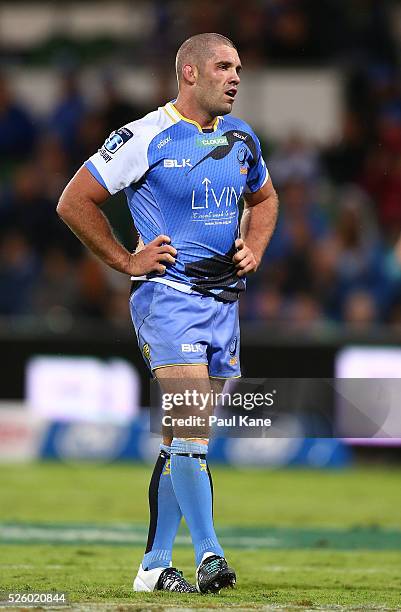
[181,343,203,353]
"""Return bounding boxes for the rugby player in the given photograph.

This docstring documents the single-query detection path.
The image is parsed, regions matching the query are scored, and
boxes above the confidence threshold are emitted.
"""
[57,33,278,594]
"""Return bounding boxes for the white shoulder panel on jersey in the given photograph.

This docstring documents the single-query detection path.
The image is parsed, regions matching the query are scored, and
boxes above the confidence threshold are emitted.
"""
[86,107,176,195]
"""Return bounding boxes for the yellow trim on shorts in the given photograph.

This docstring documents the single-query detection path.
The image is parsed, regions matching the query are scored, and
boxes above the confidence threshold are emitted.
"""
[209,374,242,379]
[152,362,209,372]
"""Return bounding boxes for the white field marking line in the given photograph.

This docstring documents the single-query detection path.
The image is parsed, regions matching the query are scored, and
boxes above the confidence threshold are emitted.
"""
[0,526,150,543]
[261,565,394,574]
[0,525,279,547]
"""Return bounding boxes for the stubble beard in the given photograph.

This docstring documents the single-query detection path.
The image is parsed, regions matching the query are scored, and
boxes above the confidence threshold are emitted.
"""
[204,96,233,119]
[197,85,233,120]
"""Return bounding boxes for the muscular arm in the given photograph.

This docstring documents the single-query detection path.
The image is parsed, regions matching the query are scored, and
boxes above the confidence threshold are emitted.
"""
[57,166,134,273]
[233,179,279,276]
[57,166,176,276]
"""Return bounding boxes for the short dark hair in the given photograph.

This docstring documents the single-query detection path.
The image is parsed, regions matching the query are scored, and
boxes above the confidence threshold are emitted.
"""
[176,33,236,83]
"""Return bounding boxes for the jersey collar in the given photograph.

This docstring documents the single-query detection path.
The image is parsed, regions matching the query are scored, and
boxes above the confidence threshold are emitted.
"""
[164,102,220,133]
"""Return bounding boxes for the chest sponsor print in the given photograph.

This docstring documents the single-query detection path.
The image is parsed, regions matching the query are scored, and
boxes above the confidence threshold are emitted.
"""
[191,177,243,225]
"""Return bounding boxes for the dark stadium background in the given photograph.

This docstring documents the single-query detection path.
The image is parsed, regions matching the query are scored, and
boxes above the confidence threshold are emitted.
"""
[1,3,401,610]
[1,0,401,458]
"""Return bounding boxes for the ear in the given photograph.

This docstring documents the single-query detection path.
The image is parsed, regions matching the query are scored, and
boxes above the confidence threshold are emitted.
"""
[182,63,197,84]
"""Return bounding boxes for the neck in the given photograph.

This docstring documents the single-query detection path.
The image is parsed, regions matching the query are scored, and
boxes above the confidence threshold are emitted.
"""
[173,93,216,130]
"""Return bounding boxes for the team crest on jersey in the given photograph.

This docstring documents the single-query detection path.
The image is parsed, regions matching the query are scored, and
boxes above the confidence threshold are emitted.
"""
[237,146,247,165]
[104,127,133,154]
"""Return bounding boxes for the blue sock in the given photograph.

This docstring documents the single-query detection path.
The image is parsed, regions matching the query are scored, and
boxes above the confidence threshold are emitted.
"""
[170,438,224,566]
[142,444,182,570]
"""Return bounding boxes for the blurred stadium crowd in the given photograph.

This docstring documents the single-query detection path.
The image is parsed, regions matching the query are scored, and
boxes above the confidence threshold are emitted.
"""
[1,0,401,330]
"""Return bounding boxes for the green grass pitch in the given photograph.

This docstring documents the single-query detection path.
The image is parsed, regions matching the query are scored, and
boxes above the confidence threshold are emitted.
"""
[0,463,401,610]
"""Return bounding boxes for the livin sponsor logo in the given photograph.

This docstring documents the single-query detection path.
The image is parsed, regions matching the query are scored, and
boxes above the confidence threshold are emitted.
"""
[191,177,243,211]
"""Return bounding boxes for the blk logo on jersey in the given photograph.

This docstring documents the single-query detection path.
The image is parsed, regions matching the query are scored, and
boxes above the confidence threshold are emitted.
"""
[104,127,133,154]
[163,159,192,168]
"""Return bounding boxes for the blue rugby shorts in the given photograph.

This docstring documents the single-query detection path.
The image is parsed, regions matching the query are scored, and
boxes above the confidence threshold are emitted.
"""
[129,281,241,378]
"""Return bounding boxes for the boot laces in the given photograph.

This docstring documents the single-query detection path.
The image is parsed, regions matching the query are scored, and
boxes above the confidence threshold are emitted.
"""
[158,567,196,592]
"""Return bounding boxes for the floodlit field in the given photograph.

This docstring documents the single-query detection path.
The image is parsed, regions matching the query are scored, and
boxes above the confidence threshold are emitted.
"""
[1,463,401,610]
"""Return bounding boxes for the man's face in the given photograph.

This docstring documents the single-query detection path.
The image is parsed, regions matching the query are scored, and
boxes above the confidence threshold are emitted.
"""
[194,45,242,117]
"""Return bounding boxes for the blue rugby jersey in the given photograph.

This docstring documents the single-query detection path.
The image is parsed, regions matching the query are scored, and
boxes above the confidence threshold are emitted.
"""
[85,101,269,301]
